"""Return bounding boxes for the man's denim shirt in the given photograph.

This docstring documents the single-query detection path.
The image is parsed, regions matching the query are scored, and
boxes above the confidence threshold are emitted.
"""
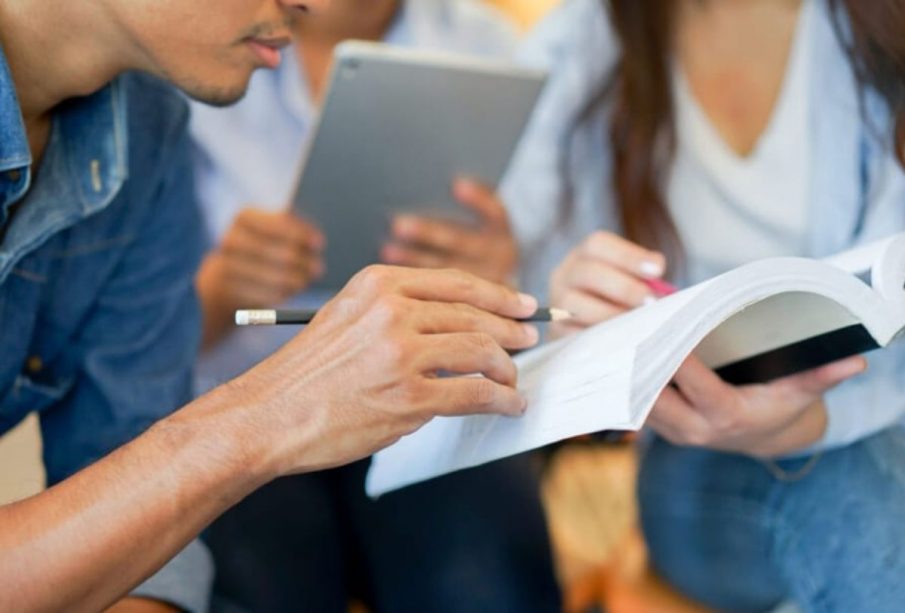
[0,48,212,610]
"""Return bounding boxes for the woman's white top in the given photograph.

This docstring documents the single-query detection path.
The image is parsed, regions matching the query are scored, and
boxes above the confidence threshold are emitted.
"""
[668,0,815,285]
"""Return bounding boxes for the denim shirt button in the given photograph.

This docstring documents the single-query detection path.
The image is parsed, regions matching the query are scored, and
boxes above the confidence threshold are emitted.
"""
[26,355,43,374]
[6,169,21,182]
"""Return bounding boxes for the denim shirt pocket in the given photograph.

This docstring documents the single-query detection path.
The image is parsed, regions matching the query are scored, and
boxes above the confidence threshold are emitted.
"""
[0,254,78,429]
[0,372,76,433]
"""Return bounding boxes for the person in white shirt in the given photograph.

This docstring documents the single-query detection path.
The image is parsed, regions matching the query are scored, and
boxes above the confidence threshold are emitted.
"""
[504,0,905,610]
[189,1,561,610]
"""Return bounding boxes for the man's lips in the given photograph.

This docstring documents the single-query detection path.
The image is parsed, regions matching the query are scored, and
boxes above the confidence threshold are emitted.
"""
[246,35,292,68]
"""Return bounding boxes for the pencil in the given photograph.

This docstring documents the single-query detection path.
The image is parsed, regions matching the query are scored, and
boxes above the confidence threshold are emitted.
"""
[235,307,573,326]
[644,278,679,297]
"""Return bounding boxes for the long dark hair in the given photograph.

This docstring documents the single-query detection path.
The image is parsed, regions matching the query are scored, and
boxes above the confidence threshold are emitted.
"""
[606,0,905,254]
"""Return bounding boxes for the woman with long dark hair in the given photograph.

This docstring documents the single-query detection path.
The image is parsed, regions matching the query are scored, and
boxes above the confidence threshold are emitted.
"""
[504,0,905,609]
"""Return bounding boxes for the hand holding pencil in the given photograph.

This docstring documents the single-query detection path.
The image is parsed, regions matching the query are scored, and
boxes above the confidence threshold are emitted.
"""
[229,265,543,473]
[236,307,572,326]
[549,231,676,338]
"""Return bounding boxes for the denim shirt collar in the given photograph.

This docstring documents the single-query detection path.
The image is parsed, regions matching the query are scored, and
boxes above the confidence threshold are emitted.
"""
[0,44,129,217]
[57,79,130,215]
[0,44,129,280]
[0,44,32,225]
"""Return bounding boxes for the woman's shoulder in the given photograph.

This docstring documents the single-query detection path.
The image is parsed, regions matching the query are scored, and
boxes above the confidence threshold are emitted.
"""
[515,0,618,121]
[518,0,616,69]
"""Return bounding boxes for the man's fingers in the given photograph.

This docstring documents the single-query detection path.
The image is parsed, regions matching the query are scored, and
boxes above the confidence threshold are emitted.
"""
[391,216,480,255]
[221,275,298,308]
[452,178,510,228]
[223,252,318,298]
[418,333,519,386]
[224,222,320,271]
[237,209,325,250]
[414,302,539,350]
[381,242,452,269]
[424,377,527,417]
[359,266,537,319]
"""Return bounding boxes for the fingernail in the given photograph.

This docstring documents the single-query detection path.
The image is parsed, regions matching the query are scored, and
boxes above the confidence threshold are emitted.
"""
[454,176,473,191]
[520,395,529,414]
[642,295,658,306]
[640,261,664,277]
[518,292,538,311]
[393,216,418,233]
[381,245,401,263]
[521,324,539,345]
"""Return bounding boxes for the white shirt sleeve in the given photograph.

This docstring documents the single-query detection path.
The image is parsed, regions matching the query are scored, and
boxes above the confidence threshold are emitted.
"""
[500,0,620,297]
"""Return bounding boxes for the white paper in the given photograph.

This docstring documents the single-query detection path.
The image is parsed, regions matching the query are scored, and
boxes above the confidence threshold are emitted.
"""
[365,340,636,497]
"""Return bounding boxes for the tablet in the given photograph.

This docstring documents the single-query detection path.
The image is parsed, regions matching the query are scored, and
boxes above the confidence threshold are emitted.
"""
[292,41,547,291]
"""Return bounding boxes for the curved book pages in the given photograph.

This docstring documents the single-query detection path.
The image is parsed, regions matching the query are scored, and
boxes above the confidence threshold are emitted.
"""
[366,234,905,497]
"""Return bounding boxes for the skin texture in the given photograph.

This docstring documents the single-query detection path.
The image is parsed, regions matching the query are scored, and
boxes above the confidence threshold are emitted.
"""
[0,265,539,612]
[0,1,542,610]
[676,0,804,157]
[549,231,666,337]
[646,354,866,457]
[198,0,519,348]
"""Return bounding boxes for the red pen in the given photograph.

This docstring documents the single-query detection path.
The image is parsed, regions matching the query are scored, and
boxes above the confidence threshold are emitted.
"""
[644,277,679,297]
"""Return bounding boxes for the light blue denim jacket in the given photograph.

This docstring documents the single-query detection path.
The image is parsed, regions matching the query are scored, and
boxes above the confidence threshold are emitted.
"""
[502,0,905,452]
[0,47,212,609]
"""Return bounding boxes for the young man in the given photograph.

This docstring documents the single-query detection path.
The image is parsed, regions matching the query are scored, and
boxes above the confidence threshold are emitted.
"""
[0,1,542,610]
[189,2,560,610]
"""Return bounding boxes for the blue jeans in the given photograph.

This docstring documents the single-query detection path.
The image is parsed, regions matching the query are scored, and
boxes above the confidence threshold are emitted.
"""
[638,427,905,612]
[205,454,561,613]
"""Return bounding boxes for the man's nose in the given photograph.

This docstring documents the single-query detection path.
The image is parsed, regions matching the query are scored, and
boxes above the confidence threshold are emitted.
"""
[278,0,326,13]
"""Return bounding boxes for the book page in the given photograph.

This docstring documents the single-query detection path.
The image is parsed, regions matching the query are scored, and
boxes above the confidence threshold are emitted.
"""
[869,234,905,314]
[694,292,861,367]
[366,285,706,497]
[365,342,636,497]
[824,237,891,276]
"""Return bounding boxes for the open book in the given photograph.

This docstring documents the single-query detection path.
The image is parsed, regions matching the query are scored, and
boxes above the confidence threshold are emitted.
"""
[366,234,905,497]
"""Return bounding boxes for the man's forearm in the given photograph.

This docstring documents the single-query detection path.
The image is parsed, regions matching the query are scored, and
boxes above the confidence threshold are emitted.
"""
[0,265,541,611]
[0,386,273,612]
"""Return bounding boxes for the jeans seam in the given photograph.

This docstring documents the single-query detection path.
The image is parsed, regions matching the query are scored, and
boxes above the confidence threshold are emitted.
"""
[768,509,823,608]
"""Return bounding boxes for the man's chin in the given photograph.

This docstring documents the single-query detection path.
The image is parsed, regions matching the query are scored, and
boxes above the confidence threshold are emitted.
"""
[184,85,248,108]
[179,75,252,108]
